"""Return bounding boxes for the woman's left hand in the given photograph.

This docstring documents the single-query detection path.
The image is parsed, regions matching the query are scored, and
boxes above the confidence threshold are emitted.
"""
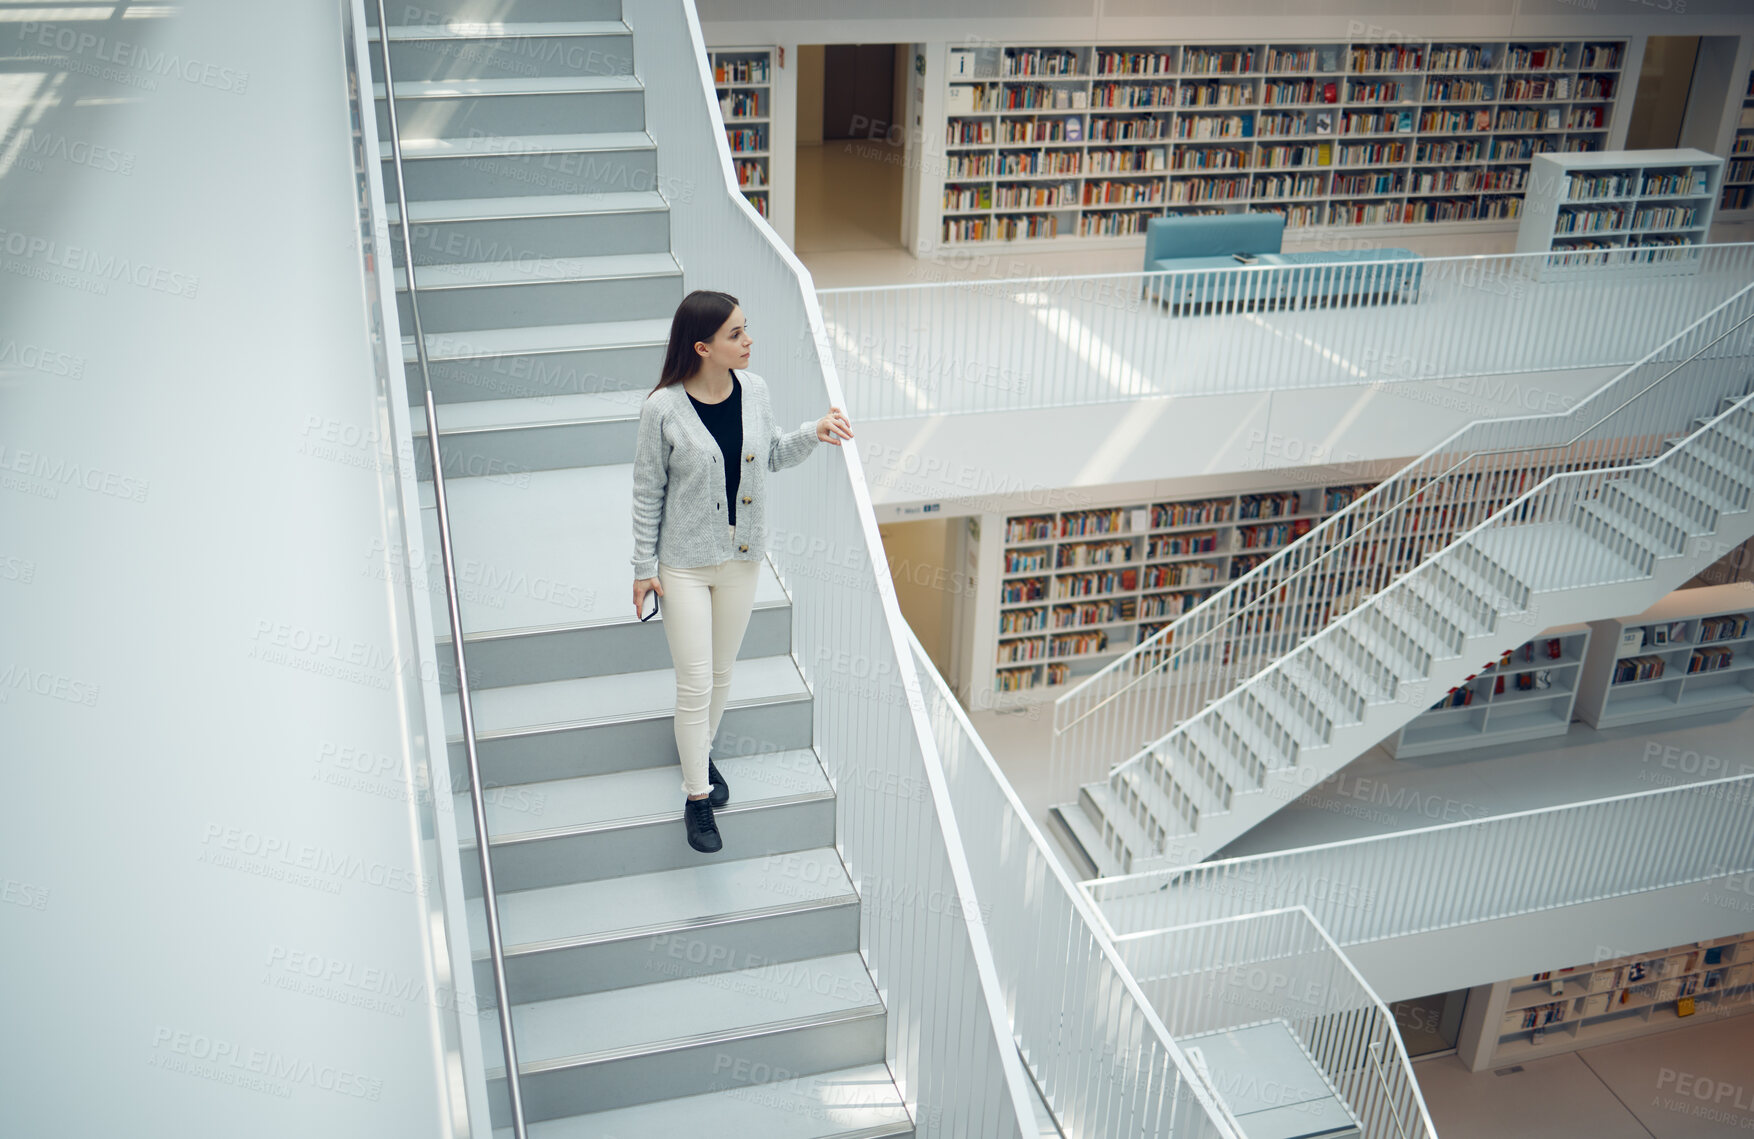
[816,407,854,446]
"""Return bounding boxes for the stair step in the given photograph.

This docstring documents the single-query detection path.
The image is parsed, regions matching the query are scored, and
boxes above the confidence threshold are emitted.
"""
[487,1061,913,1138]
[467,846,861,1002]
[457,751,836,892]
[481,951,887,1122]
[443,655,814,788]
[1047,802,1128,879]
[388,191,668,225]
[1300,630,1395,709]
[1257,667,1342,742]
[1352,603,1437,679]
[412,390,640,436]
[1078,781,1159,874]
[1664,432,1754,485]
[1575,499,1683,562]
[1110,764,1190,853]
[372,19,630,41]
[373,73,645,98]
[1152,738,1233,821]
[1648,459,1745,513]
[1179,715,1265,792]
[1395,569,1487,647]
[405,318,670,363]
[382,129,654,160]
[1600,471,1717,536]
[395,250,679,291]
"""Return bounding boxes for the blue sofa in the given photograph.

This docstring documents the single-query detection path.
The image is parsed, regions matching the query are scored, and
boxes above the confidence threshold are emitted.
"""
[1142,213,1423,312]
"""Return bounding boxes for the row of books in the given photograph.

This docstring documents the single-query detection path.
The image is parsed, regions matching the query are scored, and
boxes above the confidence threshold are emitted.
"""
[1239,491,1302,518]
[713,59,769,84]
[1056,569,1138,598]
[718,91,764,119]
[1236,519,1315,549]
[1178,82,1259,107]
[1056,540,1132,568]
[1079,211,1156,235]
[1142,562,1220,589]
[1174,146,1249,170]
[940,215,1060,242]
[723,128,765,152]
[1047,630,1108,657]
[1612,654,1667,684]
[1701,613,1751,642]
[1630,206,1699,230]
[1083,180,1164,204]
[1091,83,1174,109]
[730,160,765,189]
[1139,588,1219,618]
[1688,646,1735,674]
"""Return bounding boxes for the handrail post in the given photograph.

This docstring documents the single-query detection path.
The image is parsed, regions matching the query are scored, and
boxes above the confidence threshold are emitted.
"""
[367,6,529,1135]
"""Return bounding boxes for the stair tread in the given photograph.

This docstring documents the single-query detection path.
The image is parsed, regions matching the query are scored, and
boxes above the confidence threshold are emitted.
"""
[489,1061,911,1138]
[1576,498,1679,555]
[388,191,668,224]
[466,846,855,955]
[1471,521,1648,591]
[415,465,792,640]
[1151,740,1228,816]
[480,950,882,1071]
[443,654,809,739]
[395,250,679,289]
[411,390,640,435]
[1612,469,1711,524]
[1649,460,1742,512]
[374,19,628,41]
[1398,568,1489,638]
[1175,718,1256,792]
[1048,802,1127,879]
[402,317,671,361]
[457,749,831,844]
[372,73,643,97]
[382,130,654,159]
[1081,780,1161,869]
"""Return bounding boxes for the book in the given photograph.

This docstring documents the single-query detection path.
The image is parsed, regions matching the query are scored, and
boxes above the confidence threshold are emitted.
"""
[1677,996,1696,1017]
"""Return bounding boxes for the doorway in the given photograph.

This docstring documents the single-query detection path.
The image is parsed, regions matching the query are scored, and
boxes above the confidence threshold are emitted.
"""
[1625,36,1701,149]
[1390,989,1470,1058]
[795,43,908,256]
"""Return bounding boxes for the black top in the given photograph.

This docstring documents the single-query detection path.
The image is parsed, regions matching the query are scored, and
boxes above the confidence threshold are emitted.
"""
[686,372,743,526]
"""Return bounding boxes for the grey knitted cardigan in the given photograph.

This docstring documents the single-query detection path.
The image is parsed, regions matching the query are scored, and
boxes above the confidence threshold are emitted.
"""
[630,370,820,580]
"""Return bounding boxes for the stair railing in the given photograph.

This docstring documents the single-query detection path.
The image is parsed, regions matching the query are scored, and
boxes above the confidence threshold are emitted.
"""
[1099,293,1754,869]
[1053,281,1754,802]
[905,623,1239,1138]
[627,4,1056,1134]
[366,4,529,1136]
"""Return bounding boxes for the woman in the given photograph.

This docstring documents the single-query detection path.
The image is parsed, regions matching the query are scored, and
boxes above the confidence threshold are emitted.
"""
[630,290,854,854]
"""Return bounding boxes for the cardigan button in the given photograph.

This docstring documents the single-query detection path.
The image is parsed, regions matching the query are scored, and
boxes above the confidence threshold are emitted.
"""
[745,453,753,462]
[741,496,751,504]
[739,544,748,553]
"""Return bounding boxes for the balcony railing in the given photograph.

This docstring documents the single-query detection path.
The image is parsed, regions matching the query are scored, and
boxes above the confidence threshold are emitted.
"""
[1114,908,1438,1139]
[1089,773,1754,945]
[819,243,1754,420]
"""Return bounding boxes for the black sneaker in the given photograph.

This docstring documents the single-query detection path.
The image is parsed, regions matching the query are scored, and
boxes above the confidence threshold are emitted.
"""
[706,759,729,807]
[684,797,722,854]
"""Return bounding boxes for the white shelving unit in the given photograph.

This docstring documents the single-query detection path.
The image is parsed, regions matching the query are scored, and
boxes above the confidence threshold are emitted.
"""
[709,46,783,226]
[991,481,1378,699]
[936,36,1627,246]
[1575,583,1754,730]
[1459,930,1754,1070]
[1721,68,1754,217]
[1386,624,1590,758]
[1514,148,1723,277]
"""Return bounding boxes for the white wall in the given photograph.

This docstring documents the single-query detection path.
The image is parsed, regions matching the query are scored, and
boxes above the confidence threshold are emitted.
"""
[0,0,478,1133]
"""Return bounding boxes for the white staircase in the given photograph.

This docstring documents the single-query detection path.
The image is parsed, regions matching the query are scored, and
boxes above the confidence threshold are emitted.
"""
[1056,321,1754,878]
[371,1,916,1133]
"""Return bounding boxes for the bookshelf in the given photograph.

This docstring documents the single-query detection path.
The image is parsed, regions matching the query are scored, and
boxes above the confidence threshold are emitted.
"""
[992,480,1378,697]
[1385,624,1590,758]
[1721,68,1754,216]
[1514,148,1722,277]
[936,36,1626,246]
[710,47,778,222]
[1460,930,1754,1070]
[1575,584,1754,730]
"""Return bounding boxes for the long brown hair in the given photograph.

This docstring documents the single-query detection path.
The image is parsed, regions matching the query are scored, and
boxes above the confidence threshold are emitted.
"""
[652,289,741,395]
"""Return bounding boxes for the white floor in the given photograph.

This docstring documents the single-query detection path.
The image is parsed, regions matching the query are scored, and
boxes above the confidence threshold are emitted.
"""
[793,142,1754,1138]
[1416,1010,1754,1138]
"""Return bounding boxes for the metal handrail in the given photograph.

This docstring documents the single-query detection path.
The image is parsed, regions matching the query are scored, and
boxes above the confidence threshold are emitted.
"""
[1053,282,1754,769]
[367,5,528,1136]
[1060,303,1754,735]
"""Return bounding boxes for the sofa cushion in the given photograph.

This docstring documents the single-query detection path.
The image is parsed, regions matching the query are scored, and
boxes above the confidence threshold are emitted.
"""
[1143,212,1285,265]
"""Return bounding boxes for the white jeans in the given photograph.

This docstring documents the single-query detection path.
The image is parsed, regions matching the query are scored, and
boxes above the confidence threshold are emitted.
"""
[657,525,759,797]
